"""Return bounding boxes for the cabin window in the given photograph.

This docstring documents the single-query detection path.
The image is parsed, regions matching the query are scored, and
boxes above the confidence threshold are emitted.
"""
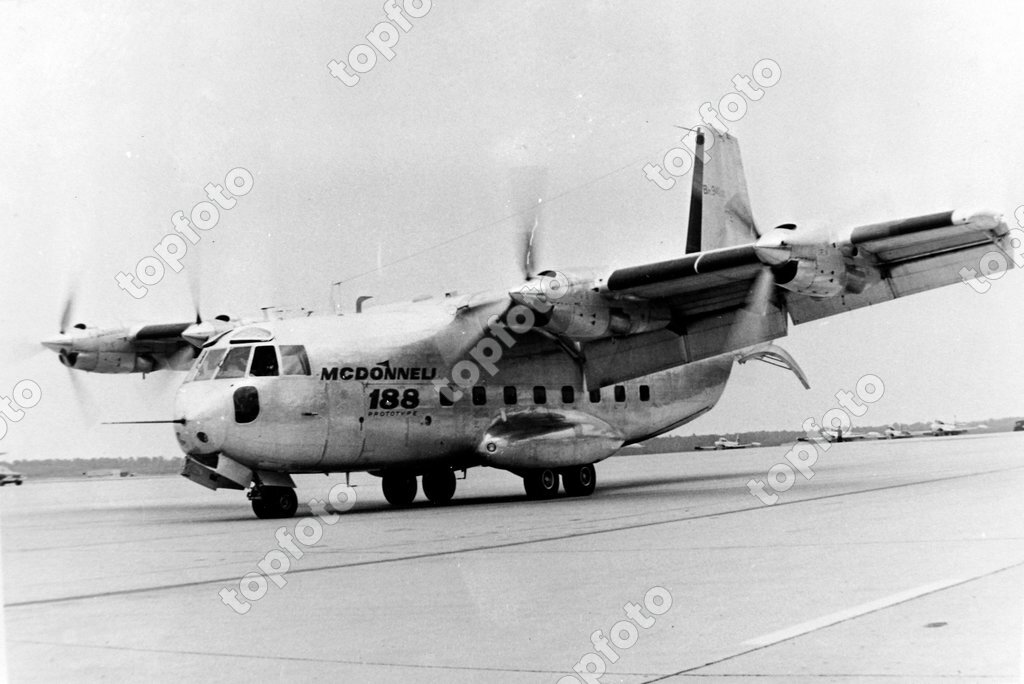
[589,388,601,403]
[279,345,311,375]
[533,386,547,405]
[193,349,226,381]
[249,345,279,377]
[438,387,455,406]
[233,386,260,423]
[639,385,651,402]
[561,386,575,404]
[217,346,251,379]
[614,385,626,402]
[472,386,487,406]
[503,386,517,405]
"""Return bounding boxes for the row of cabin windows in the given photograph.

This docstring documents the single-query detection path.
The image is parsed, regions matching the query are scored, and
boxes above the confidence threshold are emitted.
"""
[440,384,652,407]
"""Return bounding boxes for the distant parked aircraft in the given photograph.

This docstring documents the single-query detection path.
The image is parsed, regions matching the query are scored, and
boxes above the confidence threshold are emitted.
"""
[695,436,762,450]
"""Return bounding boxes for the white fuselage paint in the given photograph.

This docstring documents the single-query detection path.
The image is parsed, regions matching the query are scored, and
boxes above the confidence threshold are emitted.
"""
[173,296,734,475]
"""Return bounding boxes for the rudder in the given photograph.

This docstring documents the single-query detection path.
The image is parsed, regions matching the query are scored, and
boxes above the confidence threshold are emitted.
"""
[685,127,759,252]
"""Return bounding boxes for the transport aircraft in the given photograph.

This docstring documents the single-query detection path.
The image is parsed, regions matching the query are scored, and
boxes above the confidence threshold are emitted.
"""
[695,436,762,450]
[801,426,884,443]
[42,128,1014,518]
[928,419,985,436]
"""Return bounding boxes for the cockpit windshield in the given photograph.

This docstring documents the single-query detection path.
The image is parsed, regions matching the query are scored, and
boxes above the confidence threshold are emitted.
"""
[191,348,226,381]
[217,346,251,379]
[187,345,311,382]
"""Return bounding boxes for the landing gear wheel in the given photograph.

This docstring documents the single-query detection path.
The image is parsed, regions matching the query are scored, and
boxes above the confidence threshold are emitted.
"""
[561,464,596,497]
[523,468,560,499]
[422,469,457,504]
[382,473,418,506]
[251,486,298,519]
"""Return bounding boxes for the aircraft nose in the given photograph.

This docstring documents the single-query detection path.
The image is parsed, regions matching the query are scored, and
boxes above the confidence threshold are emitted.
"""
[174,383,230,456]
[41,334,71,352]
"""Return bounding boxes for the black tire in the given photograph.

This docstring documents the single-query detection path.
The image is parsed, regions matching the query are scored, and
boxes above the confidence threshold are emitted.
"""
[562,464,596,497]
[15,480,22,486]
[523,468,559,499]
[382,473,418,506]
[252,486,298,519]
[422,469,457,504]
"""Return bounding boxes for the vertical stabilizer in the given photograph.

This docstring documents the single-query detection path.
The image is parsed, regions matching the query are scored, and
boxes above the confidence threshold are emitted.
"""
[686,128,759,252]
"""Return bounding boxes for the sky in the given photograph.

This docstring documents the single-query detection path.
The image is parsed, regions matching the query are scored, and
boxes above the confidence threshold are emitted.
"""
[1,0,1023,460]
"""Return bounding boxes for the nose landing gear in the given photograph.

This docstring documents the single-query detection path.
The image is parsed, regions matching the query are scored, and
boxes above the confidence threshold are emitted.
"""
[249,485,298,519]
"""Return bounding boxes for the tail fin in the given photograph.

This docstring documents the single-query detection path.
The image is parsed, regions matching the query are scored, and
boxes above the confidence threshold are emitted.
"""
[685,128,759,252]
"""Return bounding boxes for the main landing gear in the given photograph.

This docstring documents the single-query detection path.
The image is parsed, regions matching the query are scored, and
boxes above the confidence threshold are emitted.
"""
[249,485,298,519]
[381,469,459,506]
[376,464,598,508]
[524,462,598,499]
[522,464,596,499]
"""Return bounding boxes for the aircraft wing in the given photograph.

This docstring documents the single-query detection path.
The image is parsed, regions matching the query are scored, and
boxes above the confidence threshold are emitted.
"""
[604,209,1012,325]
[783,210,1014,323]
[605,244,765,319]
[580,209,1012,385]
[130,322,198,352]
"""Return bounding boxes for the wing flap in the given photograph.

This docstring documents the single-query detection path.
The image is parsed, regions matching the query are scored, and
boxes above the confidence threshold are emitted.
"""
[788,210,1013,324]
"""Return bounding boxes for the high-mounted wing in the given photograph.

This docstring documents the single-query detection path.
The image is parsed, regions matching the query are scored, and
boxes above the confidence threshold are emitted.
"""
[783,209,1012,323]
[41,318,238,374]
[504,128,1014,388]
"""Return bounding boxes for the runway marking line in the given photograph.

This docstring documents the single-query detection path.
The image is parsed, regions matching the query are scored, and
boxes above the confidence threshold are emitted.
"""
[742,578,968,647]
[641,558,1024,682]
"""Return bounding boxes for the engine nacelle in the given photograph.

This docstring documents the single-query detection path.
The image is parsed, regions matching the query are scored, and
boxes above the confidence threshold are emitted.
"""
[773,249,847,298]
[756,225,872,299]
[510,271,670,340]
[61,351,157,374]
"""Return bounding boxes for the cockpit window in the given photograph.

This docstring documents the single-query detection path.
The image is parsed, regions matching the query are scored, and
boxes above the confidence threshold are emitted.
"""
[249,345,279,377]
[279,345,311,376]
[216,346,251,379]
[192,348,227,381]
[230,326,274,343]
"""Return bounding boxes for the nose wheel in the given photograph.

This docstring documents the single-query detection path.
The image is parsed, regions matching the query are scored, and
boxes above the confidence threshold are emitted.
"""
[250,486,298,519]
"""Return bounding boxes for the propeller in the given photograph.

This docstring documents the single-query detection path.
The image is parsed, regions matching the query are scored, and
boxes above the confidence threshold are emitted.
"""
[59,292,75,335]
[726,227,798,350]
[510,167,548,280]
[188,246,203,325]
[64,364,98,423]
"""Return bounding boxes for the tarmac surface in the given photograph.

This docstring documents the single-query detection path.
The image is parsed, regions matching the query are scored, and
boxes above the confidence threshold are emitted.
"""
[3,432,1023,682]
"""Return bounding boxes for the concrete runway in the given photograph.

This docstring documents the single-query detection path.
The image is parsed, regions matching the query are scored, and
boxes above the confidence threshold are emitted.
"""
[3,432,1023,682]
